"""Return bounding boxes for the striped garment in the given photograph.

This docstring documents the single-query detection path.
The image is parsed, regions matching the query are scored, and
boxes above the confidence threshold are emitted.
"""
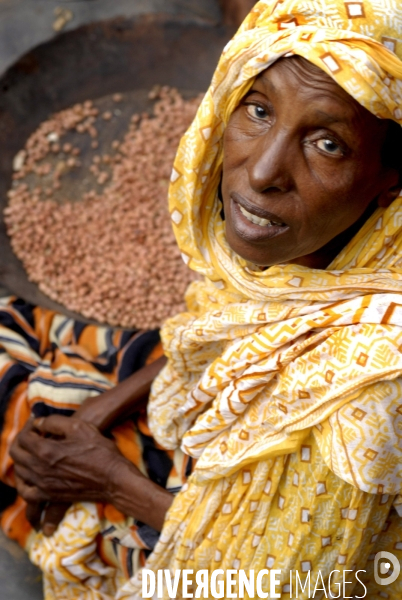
[0,296,190,572]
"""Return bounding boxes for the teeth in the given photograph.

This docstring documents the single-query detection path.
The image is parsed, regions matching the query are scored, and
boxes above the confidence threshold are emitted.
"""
[239,205,281,227]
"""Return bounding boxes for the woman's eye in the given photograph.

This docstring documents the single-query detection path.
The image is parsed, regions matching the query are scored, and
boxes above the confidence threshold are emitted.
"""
[245,104,269,120]
[316,138,343,156]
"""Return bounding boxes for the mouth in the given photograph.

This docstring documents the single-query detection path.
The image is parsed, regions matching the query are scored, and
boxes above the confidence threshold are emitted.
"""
[238,204,285,227]
[229,192,289,243]
[232,193,287,228]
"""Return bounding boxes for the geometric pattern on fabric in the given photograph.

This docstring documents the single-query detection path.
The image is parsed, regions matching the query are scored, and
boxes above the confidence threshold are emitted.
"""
[16,0,402,597]
[137,0,402,593]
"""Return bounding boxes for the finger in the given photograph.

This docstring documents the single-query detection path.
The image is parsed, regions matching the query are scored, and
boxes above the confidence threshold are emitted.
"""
[42,502,70,537]
[14,462,39,487]
[25,501,45,531]
[13,428,55,461]
[9,441,34,469]
[10,417,35,452]
[33,415,75,438]
[14,474,49,504]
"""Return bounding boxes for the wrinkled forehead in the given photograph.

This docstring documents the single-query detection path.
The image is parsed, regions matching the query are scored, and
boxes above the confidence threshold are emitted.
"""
[244,55,385,127]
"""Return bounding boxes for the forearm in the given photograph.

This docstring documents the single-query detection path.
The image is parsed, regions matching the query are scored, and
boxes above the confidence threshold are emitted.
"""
[107,458,173,532]
[77,355,167,431]
[13,415,173,532]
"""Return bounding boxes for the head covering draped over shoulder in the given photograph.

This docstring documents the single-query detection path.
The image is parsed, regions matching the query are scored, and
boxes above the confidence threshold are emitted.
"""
[119,2,402,590]
[148,0,402,495]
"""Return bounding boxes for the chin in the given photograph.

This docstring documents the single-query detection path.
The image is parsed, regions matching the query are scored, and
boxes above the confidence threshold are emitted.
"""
[226,234,275,266]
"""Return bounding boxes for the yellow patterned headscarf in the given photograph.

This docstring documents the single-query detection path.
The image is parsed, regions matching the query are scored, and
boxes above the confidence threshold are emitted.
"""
[115,6,402,591]
[149,1,402,495]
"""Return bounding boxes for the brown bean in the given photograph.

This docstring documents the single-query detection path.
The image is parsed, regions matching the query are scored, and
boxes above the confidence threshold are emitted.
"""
[5,87,202,328]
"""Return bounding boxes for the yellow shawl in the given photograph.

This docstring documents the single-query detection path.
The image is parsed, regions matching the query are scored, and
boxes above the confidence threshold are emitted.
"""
[149,0,402,494]
[136,0,402,582]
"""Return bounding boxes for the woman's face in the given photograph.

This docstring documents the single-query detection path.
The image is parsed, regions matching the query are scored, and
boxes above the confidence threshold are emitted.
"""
[221,57,400,268]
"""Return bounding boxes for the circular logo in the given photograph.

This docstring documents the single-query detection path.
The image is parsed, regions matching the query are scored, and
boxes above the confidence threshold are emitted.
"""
[374,551,401,586]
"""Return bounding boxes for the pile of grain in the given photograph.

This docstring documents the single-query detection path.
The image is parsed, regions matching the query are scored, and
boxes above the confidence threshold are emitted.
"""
[5,87,202,329]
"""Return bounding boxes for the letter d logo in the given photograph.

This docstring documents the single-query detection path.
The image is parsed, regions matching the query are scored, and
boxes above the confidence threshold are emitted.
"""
[374,551,400,586]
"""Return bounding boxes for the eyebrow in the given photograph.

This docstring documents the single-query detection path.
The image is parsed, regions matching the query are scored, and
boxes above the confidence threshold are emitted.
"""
[259,77,277,93]
[249,80,357,131]
[252,82,352,120]
[312,109,350,126]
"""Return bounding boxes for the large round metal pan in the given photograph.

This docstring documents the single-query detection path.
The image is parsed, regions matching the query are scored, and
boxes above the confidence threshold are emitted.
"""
[0,14,232,320]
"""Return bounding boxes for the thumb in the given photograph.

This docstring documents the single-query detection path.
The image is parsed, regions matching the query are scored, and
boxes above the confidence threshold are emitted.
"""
[42,502,70,537]
[33,415,72,438]
[25,501,44,531]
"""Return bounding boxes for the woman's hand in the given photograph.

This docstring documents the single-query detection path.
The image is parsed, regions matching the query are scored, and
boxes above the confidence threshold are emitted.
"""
[10,357,170,535]
[10,415,173,532]
[10,416,126,505]
[25,499,71,537]
[11,415,119,535]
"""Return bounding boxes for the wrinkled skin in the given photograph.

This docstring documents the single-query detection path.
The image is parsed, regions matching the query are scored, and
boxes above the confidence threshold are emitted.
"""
[11,414,172,534]
[222,56,401,268]
[11,417,124,506]
[11,416,124,535]
[10,56,402,538]
[10,356,171,535]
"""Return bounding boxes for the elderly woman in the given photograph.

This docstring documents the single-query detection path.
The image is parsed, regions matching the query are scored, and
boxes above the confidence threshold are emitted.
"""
[3,0,402,598]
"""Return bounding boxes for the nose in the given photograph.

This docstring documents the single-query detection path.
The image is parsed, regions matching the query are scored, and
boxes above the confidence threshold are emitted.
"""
[247,129,293,194]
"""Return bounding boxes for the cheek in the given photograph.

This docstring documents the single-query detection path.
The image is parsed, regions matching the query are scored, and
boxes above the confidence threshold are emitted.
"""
[303,162,373,230]
[221,134,245,196]
[223,128,243,169]
[222,113,255,168]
